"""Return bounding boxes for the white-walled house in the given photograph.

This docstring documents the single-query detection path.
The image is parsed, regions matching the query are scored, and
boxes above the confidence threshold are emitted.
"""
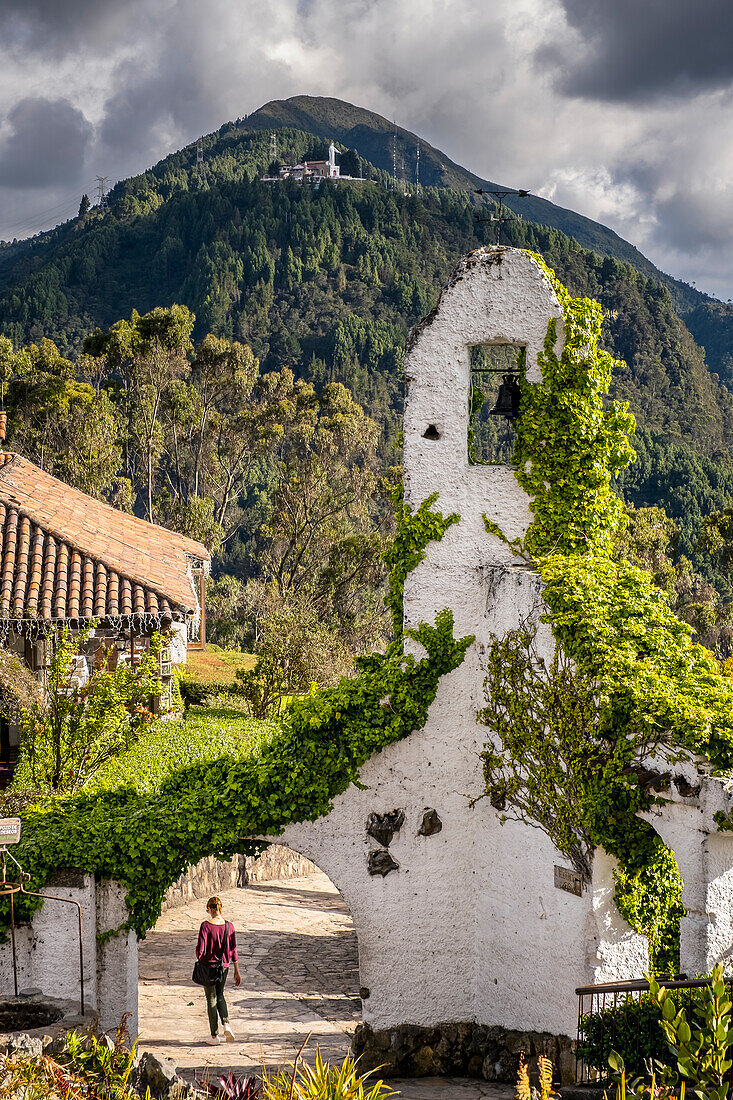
[0,452,209,787]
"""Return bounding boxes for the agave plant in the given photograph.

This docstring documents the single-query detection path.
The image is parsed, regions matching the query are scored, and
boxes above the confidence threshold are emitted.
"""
[217,1073,262,1100]
[262,1047,394,1100]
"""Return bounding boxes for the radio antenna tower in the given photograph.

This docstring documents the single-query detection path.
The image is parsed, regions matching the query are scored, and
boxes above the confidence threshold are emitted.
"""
[415,143,420,189]
[270,131,277,162]
[95,175,110,207]
[195,140,208,186]
[392,123,398,190]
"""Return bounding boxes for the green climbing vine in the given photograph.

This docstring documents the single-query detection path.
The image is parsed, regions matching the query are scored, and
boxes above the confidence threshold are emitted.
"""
[2,496,471,938]
[482,516,524,558]
[478,623,687,972]
[479,252,733,972]
[383,489,459,638]
[513,254,636,557]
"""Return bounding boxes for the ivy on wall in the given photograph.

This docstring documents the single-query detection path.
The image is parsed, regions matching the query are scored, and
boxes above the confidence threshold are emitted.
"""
[383,490,459,638]
[480,252,733,972]
[3,498,471,937]
[513,254,636,558]
[479,624,687,972]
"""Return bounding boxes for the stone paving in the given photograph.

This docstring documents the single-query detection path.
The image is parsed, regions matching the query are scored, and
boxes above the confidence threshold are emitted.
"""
[138,871,512,1100]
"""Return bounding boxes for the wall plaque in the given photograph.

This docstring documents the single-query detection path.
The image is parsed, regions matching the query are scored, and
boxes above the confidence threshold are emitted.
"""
[0,817,21,845]
[554,864,583,897]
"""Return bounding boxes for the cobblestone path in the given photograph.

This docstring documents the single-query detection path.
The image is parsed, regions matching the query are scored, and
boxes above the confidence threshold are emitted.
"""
[138,871,511,1100]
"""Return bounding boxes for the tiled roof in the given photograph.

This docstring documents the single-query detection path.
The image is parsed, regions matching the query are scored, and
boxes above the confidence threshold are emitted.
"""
[0,453,210,623]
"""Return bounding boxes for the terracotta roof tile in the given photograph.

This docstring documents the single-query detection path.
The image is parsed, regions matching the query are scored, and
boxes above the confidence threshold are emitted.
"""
[0,508,17,615]
[41,536,56,619]
[0,454,208,624]
[13,515,31,617]
[0,453,209,613]
[106,570,118,618]
[26,527,44,613]
[68,550,81,619]
[120,578,132,616]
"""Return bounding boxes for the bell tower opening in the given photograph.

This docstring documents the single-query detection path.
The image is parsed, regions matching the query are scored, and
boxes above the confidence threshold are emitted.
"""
[468,343,525,465]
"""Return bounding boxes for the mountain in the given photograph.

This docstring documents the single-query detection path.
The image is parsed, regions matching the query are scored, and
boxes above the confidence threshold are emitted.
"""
[244,97,669,280]
[0,95,732,582]
[2,93,720,348]
[244,97,717,319]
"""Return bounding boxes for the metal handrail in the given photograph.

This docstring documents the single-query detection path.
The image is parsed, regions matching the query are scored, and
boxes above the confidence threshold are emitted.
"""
[575,975,732,1085]
[576,976,710,995]
[1,845,85,1015]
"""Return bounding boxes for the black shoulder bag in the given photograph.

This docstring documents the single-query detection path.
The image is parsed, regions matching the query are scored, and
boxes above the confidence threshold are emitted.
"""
[192,920,229,986]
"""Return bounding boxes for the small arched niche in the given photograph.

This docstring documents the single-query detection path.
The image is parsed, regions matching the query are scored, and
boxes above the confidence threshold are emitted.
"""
[468,342,526,466]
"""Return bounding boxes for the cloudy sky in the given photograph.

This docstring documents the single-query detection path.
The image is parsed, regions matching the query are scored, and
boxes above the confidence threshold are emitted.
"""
[0,0,731,297]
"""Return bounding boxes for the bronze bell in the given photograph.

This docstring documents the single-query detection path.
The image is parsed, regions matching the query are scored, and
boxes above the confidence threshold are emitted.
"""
[489,374,521,418]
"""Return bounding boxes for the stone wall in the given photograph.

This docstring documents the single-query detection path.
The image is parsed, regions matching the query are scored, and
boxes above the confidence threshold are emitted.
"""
[161,855,246,912]
[353,1021,575,1085]
[245,844,317,884]
[161,844,318,912]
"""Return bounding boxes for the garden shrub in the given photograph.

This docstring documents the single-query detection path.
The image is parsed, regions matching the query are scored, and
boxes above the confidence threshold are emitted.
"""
[261,1047,394,1100]
[0,1023,147,1100]
[579,994,669,1078]
[177,675,244,708]
[13,626,163,794]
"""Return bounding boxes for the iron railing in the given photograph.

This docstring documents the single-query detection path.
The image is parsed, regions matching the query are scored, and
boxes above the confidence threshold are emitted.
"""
[575,977,733,1084]
[1,844,85,1015]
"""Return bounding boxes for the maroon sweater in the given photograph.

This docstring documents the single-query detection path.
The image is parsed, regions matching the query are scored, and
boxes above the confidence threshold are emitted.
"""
[196,920,238,966]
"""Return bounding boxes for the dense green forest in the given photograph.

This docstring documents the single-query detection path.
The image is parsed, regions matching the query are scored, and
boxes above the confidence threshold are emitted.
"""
[1,105,733,602]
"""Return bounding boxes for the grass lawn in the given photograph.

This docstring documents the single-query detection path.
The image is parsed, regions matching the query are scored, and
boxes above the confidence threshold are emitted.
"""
[185,645,257,685]
[88,704,278,795]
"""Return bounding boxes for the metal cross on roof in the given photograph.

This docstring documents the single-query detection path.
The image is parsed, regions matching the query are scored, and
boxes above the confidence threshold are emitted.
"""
[474,188,531,246]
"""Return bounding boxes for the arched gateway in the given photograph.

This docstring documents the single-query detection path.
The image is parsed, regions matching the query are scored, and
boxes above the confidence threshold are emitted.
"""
[4,248,733,1081]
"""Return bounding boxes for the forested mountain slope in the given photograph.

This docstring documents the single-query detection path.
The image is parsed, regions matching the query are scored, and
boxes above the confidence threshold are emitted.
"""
[0,96,727,348]
[242,99,733,333]
[244,97,671,282]
[0,108,732,576]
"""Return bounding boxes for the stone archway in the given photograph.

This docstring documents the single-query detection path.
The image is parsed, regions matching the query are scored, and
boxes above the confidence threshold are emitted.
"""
[136,846,362,1079]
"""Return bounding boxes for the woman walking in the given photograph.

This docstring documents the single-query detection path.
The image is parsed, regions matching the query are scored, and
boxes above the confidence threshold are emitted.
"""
[196,895,241,1045]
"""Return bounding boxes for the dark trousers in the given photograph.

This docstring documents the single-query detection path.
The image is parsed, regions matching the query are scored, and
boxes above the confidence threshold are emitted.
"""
[204,968,229,1035]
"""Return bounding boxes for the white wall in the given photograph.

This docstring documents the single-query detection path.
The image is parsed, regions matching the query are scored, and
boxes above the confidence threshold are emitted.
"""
[281,248,645,1038]
[0,873,137,1034]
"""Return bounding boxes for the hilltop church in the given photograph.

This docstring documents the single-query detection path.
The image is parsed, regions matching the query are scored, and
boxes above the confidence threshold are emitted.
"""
[262,141,362,183]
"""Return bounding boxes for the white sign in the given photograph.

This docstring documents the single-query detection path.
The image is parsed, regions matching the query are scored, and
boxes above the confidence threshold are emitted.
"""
[0,818,21,845]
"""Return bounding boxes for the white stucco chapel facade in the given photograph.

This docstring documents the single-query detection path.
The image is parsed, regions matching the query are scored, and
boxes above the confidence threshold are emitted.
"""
[282,246,733,1039]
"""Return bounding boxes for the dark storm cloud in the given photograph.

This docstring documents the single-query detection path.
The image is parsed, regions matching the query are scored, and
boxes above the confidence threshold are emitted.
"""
[0,97,93,188]
[98,57,223,169]
[538,0,733,102]
[653,188,733,252]
[0,0,140,54]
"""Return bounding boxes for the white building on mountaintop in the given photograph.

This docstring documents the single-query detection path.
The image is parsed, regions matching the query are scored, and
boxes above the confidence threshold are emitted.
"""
[261,141,363,183]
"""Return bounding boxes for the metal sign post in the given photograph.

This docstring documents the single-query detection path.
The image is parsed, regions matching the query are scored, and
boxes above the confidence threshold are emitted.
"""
[0,825,22,997]
[0,818,85,1015]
